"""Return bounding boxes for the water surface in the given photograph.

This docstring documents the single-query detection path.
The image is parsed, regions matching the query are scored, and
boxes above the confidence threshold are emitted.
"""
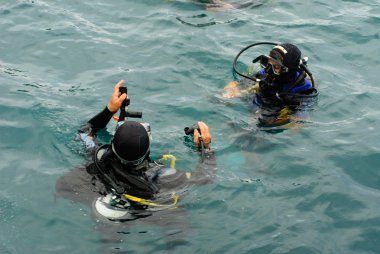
[1,0,380,253]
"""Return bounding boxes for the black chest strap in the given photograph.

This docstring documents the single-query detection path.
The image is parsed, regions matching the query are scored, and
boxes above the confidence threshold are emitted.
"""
[89,144,159,199]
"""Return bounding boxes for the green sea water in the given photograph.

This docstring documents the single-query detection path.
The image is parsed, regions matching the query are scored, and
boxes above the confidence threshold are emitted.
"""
[1,0,380,253]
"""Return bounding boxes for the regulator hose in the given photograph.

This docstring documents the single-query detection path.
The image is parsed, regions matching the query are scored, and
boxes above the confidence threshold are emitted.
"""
[232,41,278,81]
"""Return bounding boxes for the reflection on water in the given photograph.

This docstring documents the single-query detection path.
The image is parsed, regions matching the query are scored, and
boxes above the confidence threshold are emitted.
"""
[191,0,263,11]
[176,14,219,27]
[174,0,263,26]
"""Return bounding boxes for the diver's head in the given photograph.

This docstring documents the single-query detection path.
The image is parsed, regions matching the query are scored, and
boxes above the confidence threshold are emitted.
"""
[267,43,301,75]
[111,121,150,166]
[254,43,302,77]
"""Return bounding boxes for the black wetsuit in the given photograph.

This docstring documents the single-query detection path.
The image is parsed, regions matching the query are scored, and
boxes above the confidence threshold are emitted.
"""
[55,107,216,211]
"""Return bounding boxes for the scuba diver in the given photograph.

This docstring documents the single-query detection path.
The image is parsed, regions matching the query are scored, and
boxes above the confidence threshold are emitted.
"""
[56,80,216,222]
[223,42,318,128]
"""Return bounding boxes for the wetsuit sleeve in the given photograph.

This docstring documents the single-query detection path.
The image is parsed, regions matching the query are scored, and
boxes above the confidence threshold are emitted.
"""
[156,148,217,189]
[88,106,114,133]
[187,149,217,185]
[77,106,114,154]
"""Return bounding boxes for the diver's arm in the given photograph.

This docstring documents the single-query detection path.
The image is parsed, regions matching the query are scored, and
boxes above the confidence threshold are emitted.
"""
[187,147,217,185]
[187,121,217,185]
[77,80,127,151]
[222,81,242,98]
[223,69,268,99]
[86,106,114,134]
[156,123,216,189]
[76,106,114,153]
[86,80,127,135]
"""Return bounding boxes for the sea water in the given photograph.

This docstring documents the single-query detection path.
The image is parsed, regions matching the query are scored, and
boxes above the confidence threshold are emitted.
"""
[1,0,380,253]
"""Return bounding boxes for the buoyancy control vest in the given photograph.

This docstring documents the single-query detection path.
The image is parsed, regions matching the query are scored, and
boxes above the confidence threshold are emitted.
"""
[87,144,160,200]
[254,69,318,107]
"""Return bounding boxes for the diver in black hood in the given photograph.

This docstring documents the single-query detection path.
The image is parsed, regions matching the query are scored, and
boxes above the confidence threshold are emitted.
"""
[224,42,318,127]
[56,80,216,221]
[252,43,317,106]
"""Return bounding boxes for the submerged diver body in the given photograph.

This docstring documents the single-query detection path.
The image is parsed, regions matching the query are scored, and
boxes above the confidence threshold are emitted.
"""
[56,80,216,249]
[224,42,318,128]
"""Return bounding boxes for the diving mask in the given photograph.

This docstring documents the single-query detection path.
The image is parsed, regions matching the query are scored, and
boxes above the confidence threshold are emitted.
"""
[112,143,149,166]
[253,55,288,75]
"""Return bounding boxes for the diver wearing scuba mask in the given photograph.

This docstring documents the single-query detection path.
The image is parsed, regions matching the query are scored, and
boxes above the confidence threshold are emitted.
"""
[225,42,318,106]
[56,80,216,220]
[252,43,317,106]
[223,42,318,128]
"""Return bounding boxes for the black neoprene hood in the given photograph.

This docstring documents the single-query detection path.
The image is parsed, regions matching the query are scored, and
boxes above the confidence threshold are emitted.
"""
[278,43,301,70]
[112,121,150,163]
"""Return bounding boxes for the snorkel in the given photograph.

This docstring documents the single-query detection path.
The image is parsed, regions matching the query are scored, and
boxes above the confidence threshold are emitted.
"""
[233,41,277,82]
[232,42,315,89]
